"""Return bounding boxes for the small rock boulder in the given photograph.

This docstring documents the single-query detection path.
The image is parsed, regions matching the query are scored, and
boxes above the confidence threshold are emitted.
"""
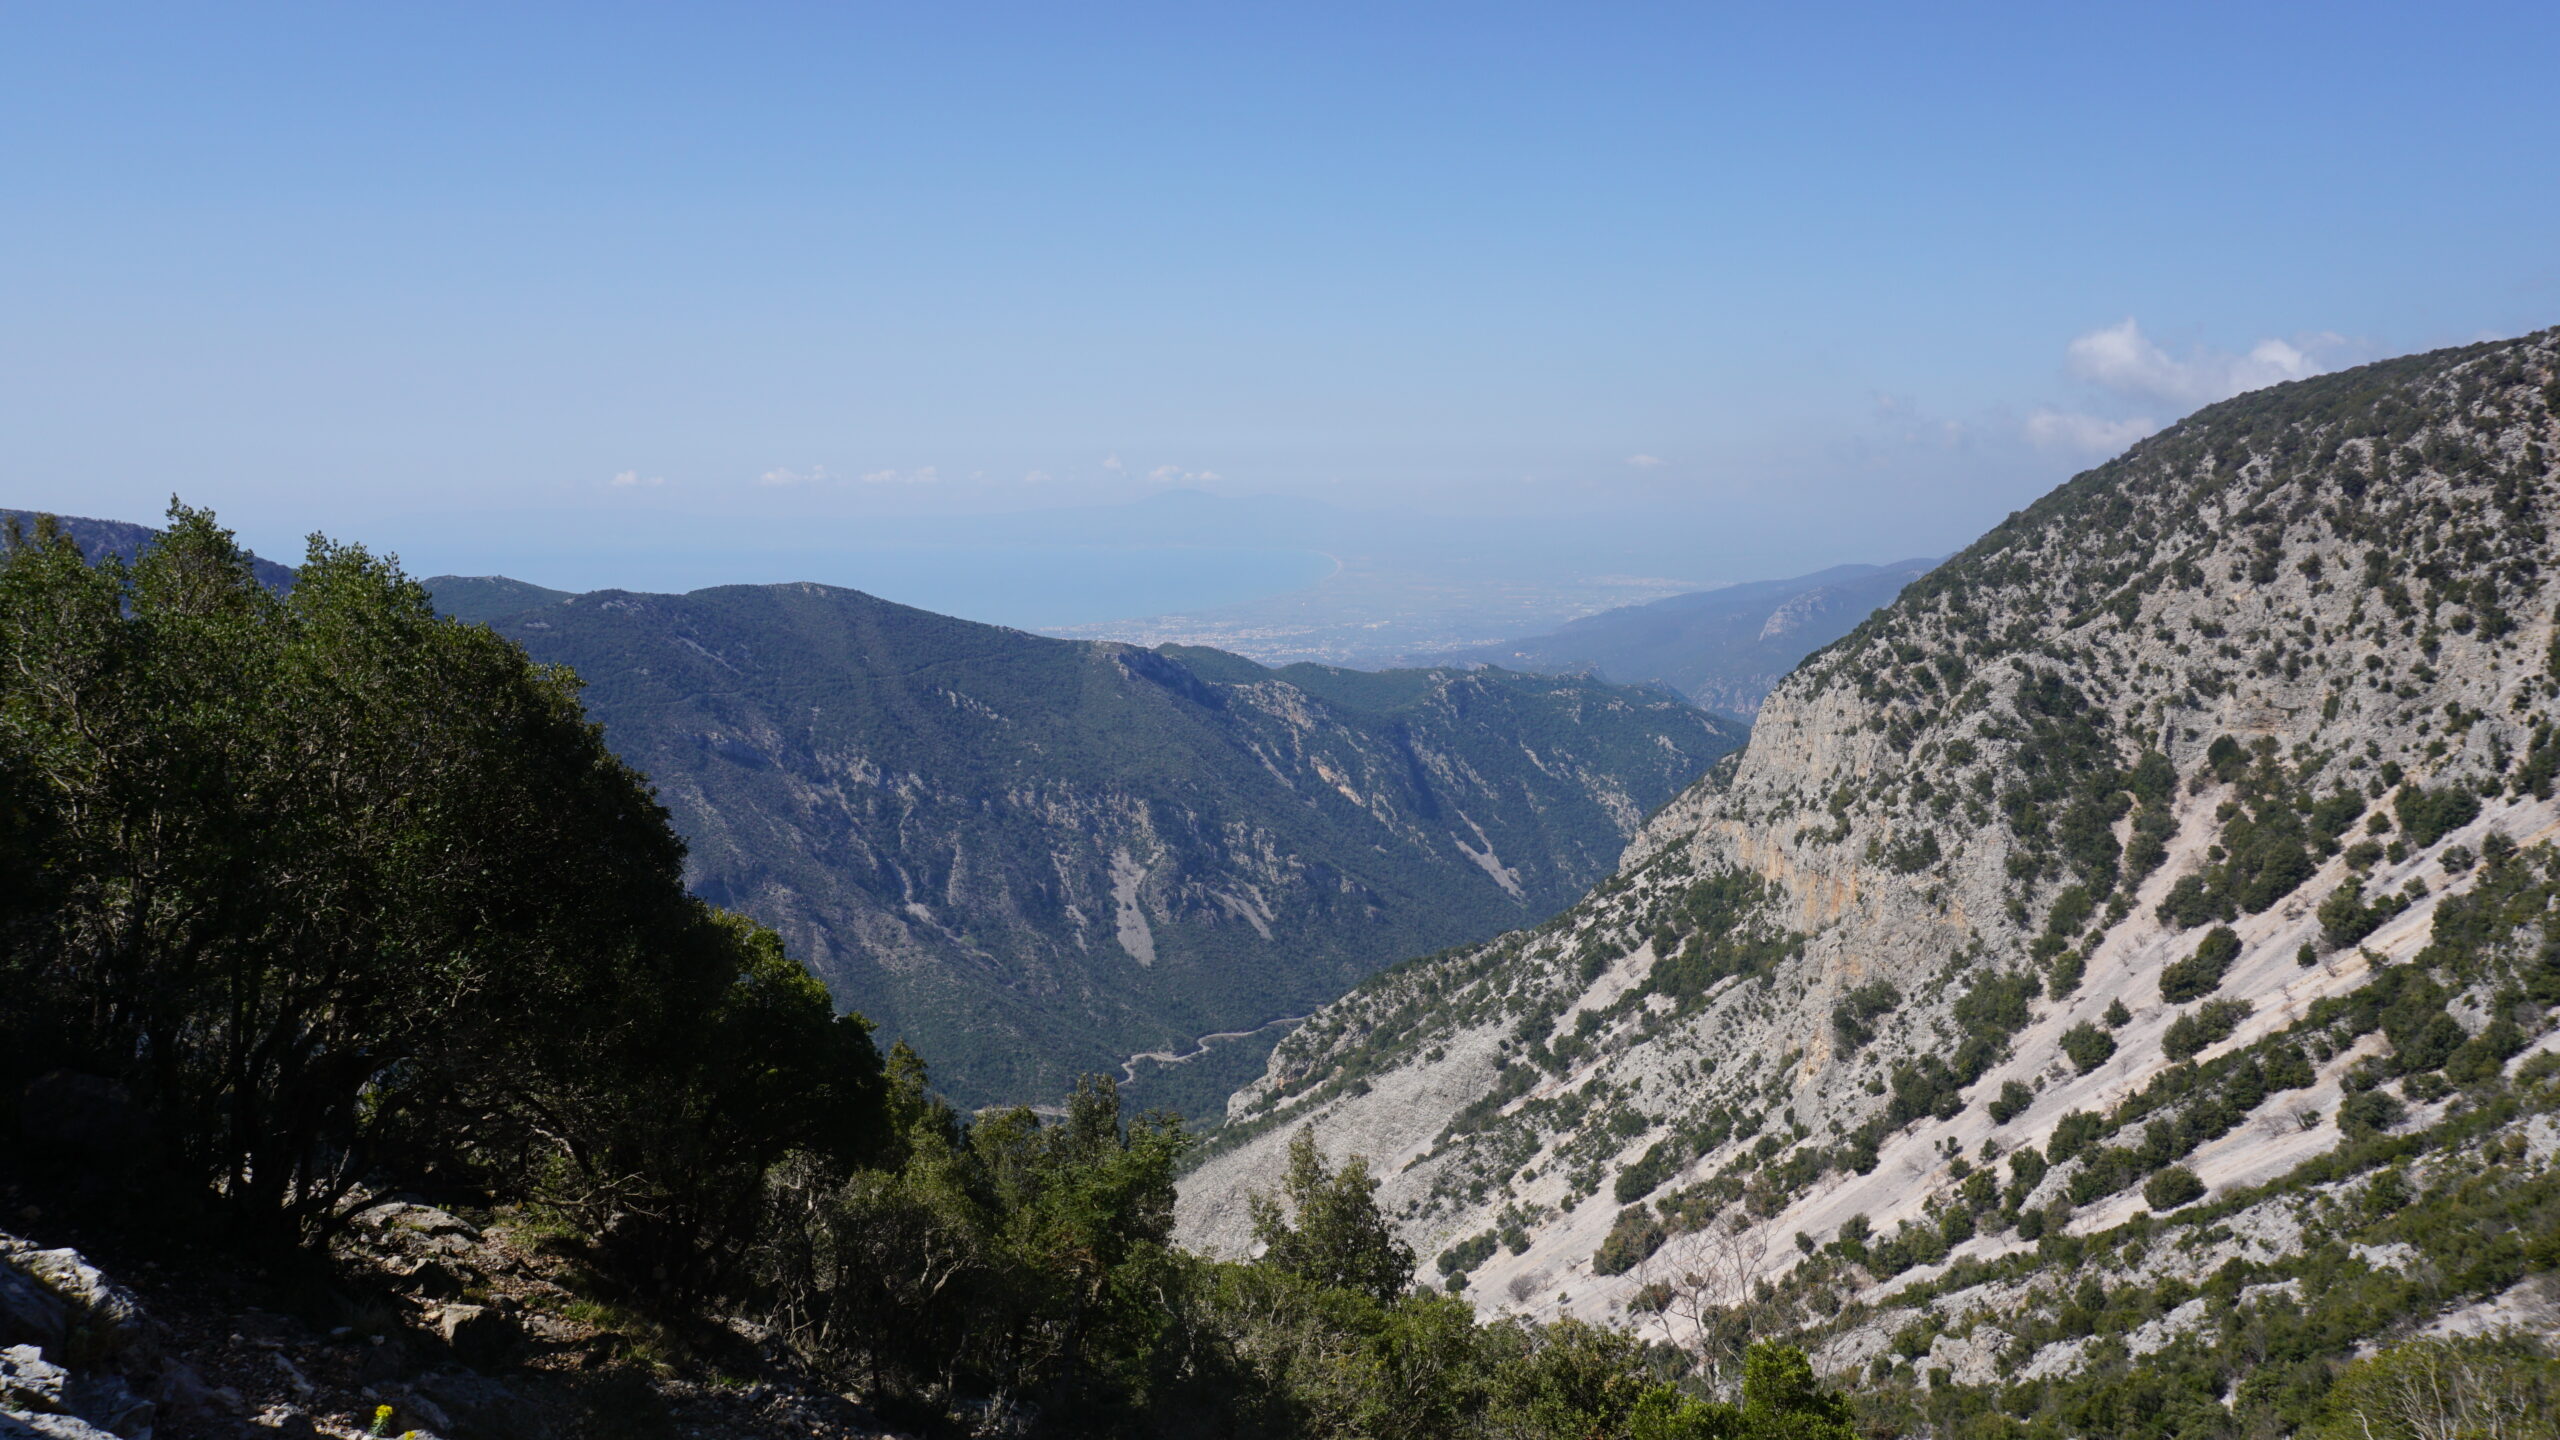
[399,1261,470,1302]
[0,1411,127,1440]
[248,1407,317,1440]
[62,1374,150,1440]
[0,1345,68,1413]
[433,1307,516,1368]
[357,1205,481,1244]
[4,1251,148,1366]
[0,1270,69,1352]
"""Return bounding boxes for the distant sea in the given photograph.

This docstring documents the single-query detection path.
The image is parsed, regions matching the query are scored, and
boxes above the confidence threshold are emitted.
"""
[816,544,1336,628]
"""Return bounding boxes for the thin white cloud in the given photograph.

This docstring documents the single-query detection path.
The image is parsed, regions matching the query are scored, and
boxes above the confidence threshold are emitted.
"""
[609,469,664,488]
[2024,409,2159,455]
[2065,319,2330,407]
[1023,469,1053,485]
[856,465,941,485]
[1101,453,1124,472]
[760,465,833,487]
[1149,464,1185,482]
[1194,470,1222,482]
[1625,453,1666,468]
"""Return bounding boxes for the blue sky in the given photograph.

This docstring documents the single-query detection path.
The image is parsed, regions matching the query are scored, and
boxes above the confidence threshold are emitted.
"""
[5,2,2556,591]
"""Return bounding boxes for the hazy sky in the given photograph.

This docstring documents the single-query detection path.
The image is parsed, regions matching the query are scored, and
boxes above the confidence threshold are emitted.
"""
[6,2,2556,586]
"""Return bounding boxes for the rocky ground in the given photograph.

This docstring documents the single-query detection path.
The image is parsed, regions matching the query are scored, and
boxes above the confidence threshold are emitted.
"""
[0,1179,900,1440]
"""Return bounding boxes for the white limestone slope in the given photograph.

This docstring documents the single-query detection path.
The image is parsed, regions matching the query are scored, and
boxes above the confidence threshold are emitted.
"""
[1176,330,2560,1345]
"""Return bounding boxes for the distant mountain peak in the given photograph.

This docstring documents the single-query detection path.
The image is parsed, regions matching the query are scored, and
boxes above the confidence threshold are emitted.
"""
[1424,555,1940,716]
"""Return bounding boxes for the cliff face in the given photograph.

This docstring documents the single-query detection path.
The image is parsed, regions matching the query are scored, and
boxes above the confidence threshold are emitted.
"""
[1178,331,2560,1350]
[465,582,1742,1108]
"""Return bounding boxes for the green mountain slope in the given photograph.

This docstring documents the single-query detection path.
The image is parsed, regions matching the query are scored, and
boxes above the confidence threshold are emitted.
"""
[1426,559,1936,717]
[2,508,298,591]
[426,573,575,623]
[440,578,1745,1108]
[1179,329,2560,1422]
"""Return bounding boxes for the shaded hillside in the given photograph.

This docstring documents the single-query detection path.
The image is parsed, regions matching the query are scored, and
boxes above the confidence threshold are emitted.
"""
[1428,559,1935,716]
[442,578,1745,1108]
[1179,330,2560,1422]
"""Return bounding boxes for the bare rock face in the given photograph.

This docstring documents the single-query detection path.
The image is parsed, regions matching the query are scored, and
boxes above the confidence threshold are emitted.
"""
[0,1235,169,1440]
[433,1306,519,1369]
[0,1410,127,1440]
[0,1347,69,1415]
[2,1249,149,1368]
[1178,330,2560,1361]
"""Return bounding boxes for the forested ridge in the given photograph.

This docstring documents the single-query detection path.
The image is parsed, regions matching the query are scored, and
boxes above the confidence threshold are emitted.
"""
[434,568,1741,1111]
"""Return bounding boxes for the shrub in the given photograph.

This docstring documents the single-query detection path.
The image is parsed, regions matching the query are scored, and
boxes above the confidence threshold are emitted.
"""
[2339,1089,2407,1137]
[2069,1145,2143,1203]
[1888,1056,1968,1126]
[2061,1022,2117,1074]
[2143,1165,2205,1211]
[2047,1110,2102,1161]
[1830,980,1901,1054]
[2163,998,2254,1061]
[1886,832,1943,873]
[2205,735,2248,784]
[2395,783,2481,848]
[1592,1205,1666,1276]
[2445,1019,2527,1084]
[2265,1045,2316,1091]
[2157,874,2226,930]
[1987,1080,2035,1125]
[2161,926,2241,1002]
[1614,1138,1679,1204]
[2319,878,2410,950]
[2047,951,2086,998]
[2048,884,2097,937]
[1437,1230,1498,1278]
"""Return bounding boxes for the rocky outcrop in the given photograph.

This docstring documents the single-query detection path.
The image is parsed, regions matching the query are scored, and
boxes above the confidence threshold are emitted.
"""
[1178,329,2560,1363]
[0,1190,907,1440]
[0,1234,203,1440]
